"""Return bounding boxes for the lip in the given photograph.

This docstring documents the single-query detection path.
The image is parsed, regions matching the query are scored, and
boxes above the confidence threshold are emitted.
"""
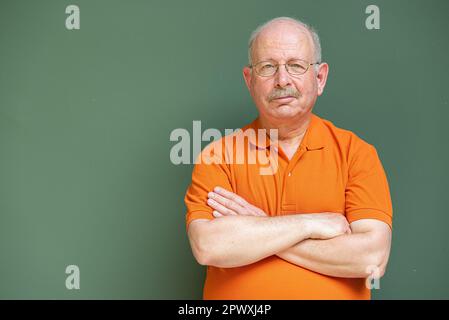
[272,96,296,103]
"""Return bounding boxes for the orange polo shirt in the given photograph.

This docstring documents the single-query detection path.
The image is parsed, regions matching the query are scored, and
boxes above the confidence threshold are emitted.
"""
[184,113,393,300]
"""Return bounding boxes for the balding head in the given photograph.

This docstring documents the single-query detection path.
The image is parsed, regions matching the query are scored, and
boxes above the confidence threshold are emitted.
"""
[242,17,329,126]
[248,17,322,65]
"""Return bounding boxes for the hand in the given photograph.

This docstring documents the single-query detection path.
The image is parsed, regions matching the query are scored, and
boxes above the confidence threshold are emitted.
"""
[206,187,350,240]
[207,186,267,218]
[301,213,351,239]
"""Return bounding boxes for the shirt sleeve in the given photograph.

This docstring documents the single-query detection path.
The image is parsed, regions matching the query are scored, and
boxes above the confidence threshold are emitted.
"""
[345,141,393,228]
[184,140,233,231]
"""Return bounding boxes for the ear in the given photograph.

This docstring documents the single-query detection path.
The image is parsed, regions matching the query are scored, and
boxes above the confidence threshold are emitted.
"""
[242,66,252,91]
[316,62,329,96]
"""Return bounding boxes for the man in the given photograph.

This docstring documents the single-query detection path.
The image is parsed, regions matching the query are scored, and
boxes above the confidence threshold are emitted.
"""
[184,17,392,299]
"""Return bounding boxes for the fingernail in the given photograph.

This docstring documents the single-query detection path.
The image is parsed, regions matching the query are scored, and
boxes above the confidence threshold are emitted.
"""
[214,186,221,192]
[208,192,214,198]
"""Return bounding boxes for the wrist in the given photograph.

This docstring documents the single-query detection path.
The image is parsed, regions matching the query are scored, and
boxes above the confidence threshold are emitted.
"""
[296,214,313,239]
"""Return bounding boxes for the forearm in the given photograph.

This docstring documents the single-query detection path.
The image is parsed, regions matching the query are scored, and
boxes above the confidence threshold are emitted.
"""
[192,214,310,268]
[277,232,387,278]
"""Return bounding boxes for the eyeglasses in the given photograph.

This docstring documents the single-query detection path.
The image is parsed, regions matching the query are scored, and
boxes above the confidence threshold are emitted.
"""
[249,59,321,77]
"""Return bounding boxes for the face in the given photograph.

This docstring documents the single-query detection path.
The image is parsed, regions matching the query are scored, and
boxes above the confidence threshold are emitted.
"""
[243,22,329,124]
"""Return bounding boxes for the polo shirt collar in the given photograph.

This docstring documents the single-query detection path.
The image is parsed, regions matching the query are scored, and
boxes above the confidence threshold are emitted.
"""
[245,113,326,151]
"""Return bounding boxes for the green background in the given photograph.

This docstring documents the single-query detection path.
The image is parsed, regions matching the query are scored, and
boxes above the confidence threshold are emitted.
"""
[1,0,448,299]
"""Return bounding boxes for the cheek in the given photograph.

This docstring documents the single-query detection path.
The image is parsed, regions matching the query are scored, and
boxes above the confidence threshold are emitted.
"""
[252,81,273,102]
[297,78,317,97]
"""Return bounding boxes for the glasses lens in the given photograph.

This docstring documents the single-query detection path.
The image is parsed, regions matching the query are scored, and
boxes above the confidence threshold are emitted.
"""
[255,61,277,76]
[287,60,309,75]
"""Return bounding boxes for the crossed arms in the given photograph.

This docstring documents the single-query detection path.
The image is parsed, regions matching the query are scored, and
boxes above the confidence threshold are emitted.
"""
[187,187,392,279]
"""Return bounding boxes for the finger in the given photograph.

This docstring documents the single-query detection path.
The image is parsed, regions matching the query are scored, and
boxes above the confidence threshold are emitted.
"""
[208,192,246,215]
[247,203,267,216]
[207,198,237,216]
[345,224,351,234]
[213,187,248,207]
[213,187,265,216]
[213,210,223,218]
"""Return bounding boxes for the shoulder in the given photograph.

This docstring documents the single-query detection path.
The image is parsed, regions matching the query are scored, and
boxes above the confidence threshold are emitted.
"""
[315,114,377,155]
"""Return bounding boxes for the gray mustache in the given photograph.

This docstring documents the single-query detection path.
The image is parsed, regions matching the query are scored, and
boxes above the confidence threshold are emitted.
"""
[268,87,301,101]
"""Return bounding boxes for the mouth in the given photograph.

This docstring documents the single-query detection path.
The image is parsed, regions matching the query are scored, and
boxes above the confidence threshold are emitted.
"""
[272,96,296,103]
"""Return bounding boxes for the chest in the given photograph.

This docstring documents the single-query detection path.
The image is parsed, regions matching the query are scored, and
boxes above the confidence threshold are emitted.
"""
[230,148,348,216]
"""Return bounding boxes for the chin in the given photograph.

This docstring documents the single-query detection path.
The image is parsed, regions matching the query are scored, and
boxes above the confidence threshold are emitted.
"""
[270,104,304,119]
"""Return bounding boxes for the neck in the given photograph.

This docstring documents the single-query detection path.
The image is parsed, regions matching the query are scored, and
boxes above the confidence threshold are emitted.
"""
[258,113,312,146]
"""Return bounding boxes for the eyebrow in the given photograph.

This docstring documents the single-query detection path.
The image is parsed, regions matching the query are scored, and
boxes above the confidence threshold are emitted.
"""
[256,57,306,63]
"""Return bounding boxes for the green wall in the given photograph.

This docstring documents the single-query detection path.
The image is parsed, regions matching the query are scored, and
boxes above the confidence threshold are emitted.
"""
[1,0,448,299]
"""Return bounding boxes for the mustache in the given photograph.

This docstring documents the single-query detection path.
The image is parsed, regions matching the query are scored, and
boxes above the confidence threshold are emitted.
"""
[268,87,301,101]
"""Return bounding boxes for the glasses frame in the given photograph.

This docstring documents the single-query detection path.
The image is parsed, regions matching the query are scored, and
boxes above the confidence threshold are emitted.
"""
[249,59,321,77]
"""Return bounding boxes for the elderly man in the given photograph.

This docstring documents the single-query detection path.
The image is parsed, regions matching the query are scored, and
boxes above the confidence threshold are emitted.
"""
[184,17,392,300]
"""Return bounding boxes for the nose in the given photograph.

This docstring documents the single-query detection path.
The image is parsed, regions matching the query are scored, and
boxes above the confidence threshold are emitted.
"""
[274,64,292,88]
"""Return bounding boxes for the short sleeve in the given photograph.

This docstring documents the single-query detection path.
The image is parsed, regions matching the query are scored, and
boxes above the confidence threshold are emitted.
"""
[184,140,233,231]
[345,142,393,228]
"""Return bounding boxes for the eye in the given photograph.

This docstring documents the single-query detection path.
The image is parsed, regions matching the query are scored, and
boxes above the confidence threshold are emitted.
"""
[288,63,306,71]
[261,63,275,70]
[254,61,278,76]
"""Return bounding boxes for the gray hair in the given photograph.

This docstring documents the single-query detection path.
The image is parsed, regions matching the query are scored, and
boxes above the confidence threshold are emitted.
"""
[248,17,322,66]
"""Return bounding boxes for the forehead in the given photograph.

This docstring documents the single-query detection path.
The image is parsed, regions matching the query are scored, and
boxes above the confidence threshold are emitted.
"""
[252,23,314,62]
